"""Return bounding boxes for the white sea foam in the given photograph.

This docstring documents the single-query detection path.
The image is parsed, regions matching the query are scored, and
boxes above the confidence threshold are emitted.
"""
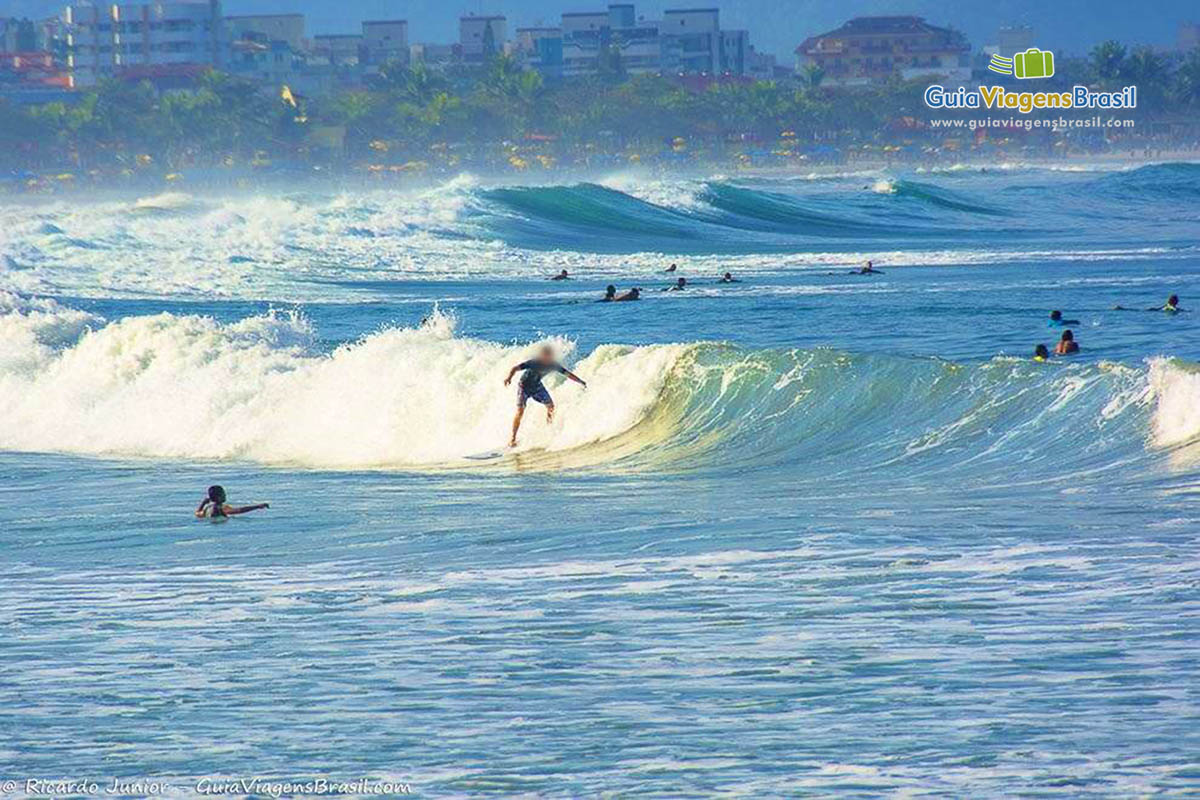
[0,303,683,467]
[1148,357,1200,449]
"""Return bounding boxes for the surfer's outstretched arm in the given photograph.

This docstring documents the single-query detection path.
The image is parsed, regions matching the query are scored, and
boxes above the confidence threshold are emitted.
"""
[562,368,587,387]
[503,364,524,386]
[225,503,269,516]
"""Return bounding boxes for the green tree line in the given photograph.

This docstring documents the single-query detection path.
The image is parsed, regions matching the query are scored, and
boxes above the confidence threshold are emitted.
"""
[2,42,1198,171]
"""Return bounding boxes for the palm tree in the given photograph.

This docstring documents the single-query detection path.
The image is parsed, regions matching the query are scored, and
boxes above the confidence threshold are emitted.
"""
[1089,40,1126,86]
[800,63,824,90]
[1173,48,1200,107]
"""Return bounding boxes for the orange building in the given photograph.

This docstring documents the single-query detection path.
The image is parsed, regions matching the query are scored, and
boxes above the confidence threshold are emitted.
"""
[796,16,970,87]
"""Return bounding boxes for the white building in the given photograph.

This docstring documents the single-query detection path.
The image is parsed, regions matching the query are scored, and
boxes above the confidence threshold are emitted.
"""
[459,14,505,64]
[515,26,562,74]
[517,4,759,79]
[410,41,456,67]
[225,13,304,49]
[661,8,719,73]
[310,33,361,67]
[65,0,223,86]
[361,19,408,67]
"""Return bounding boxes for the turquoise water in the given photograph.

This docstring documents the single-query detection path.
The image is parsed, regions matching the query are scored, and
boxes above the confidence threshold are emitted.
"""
[2,163,1199,796]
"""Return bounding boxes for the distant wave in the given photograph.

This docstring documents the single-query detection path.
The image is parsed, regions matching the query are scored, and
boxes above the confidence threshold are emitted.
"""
[479,177,1009,249]
[2,166,1197,300]
[1091,161,1200,200]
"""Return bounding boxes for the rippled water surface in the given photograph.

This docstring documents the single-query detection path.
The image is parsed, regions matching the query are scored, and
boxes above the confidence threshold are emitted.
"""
[2,162,1199,796]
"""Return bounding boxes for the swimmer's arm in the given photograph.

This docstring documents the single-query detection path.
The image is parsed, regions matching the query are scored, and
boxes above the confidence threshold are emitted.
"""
[195,499,211,518]
[225,503,269,515]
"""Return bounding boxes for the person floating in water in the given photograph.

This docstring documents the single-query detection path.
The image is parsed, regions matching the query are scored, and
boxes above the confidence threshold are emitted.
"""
[717,271,740,284]
[614,287,641,301]
[1033,344,1050,362]
[1048,310,1080,327]
[1053,330,1079,355]
[504,345,587,448]
[664,277,687,291]
[665,263,678,273]
[551,269,570,281]
[851,260,882,275]
[600,285,617,302]
[1157,294,1181,313]
[1114,294,1182,312]
[195,485,269,520]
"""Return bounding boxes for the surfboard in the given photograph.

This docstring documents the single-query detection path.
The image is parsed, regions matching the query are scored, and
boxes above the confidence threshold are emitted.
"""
[463,449,506,461]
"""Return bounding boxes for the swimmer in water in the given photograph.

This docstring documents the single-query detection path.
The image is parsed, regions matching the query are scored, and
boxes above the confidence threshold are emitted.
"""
[717,271,740,284]
[1034,344,1050,362]
[665,263,678,273]
[1157,294,1181,313]
[599,285,617,302]
[851,260,882,275]
[1053,329,1080,355]
[195,485,269,520]
[664,277,687,291]
[504,345,588,447]
[1048,310,1080,327]
[614,287,641,301]
[1114,294,1183,312]
[551,269,570,281]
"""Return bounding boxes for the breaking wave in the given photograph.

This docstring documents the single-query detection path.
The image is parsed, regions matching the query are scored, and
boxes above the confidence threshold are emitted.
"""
[0,294,1196,474]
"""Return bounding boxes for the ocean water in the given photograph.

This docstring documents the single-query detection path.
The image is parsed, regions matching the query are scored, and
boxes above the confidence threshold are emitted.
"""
[2,162,1199,797]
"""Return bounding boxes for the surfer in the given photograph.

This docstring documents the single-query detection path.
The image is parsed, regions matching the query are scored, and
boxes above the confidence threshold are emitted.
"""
[664,277,687,291]
[1053,330,1079,356]
[717,271,740,284]
[504,346,587,448]
[1048,310,1080,327]
[614,287,641,301]
[600,285,617,302]
[1157,294,1181,313]
[665,263,678,273]
[1113,294,1182,312]
[551,269,570,281]
[851,260,882,275]
[195,485,269,520]
[1033,344,1050,362]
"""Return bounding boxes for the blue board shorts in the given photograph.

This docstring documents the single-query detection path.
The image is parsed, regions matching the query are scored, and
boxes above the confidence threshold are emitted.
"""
[518,384,553,408]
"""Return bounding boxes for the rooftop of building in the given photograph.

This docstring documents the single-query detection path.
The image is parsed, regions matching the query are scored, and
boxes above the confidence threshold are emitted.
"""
[797,16,968,54]
[811,16,962,39]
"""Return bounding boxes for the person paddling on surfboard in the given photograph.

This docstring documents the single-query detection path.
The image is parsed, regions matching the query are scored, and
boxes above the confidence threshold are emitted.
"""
[504,345,587,448]
[195,485,269,521]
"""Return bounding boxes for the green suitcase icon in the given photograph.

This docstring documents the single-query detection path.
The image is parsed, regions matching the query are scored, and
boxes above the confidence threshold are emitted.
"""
[1014,48,1054,79]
